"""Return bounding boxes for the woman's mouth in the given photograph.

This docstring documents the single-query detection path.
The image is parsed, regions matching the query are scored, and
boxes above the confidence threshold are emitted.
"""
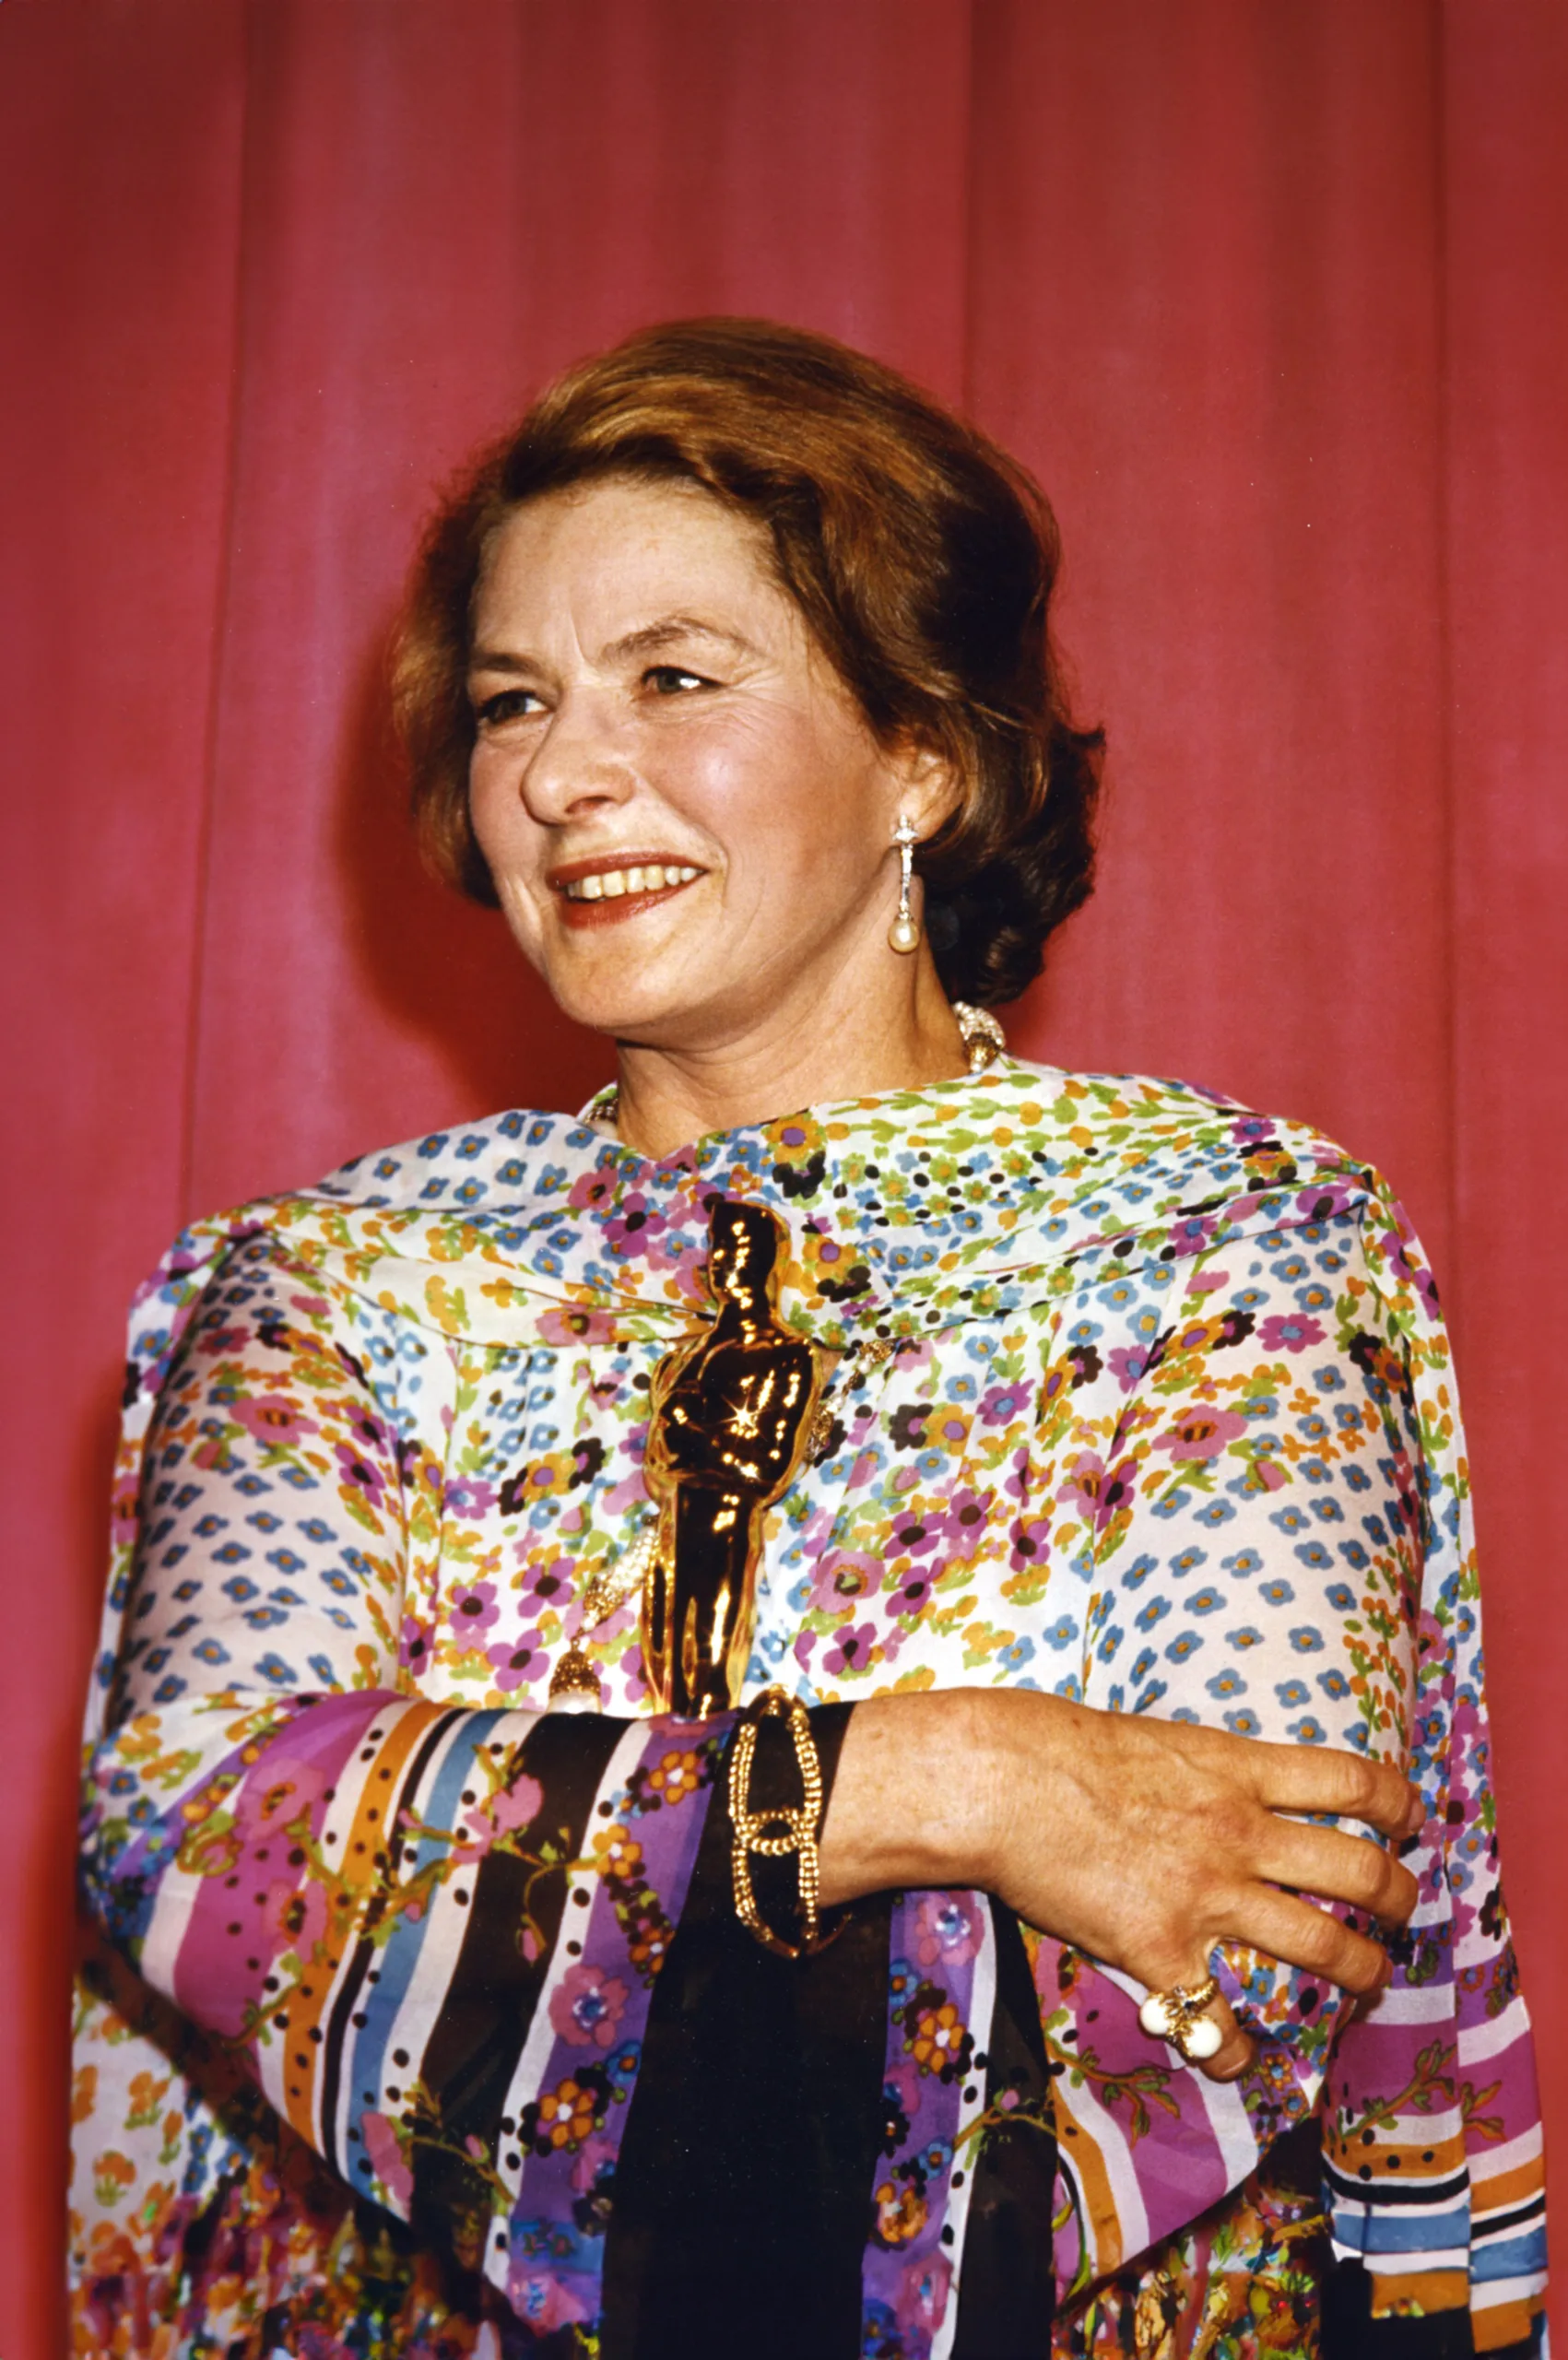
[550,858,707,929]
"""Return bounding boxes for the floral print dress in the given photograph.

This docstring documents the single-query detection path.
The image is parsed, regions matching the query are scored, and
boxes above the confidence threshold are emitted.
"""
[72,1061,1547,2356]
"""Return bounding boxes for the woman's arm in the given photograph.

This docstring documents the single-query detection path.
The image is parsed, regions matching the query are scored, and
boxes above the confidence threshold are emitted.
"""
[820,1682,1420,2078]
[912,1173,1524,2334]
[80,1239,731,2316]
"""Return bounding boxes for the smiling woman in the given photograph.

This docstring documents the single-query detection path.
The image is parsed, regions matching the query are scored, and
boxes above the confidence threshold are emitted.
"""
[460,472,961,1123]
[72,322,1544,2358]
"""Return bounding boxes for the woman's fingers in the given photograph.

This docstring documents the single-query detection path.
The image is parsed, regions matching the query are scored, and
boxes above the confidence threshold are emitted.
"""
[1248,1817,1419,1927]
[1220,1733,1421,1837]
[1196,1994,1254,2083]
[1134,1857,1402,2083]
[1133,1889,1388,2084]
[1224,1882,1395,1995]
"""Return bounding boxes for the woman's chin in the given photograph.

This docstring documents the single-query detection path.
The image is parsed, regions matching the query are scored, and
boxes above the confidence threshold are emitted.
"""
[541,965,727,1047]
[535,922,775,1046]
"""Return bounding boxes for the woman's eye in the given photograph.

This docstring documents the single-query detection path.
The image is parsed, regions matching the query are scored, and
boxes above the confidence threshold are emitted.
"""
[473,687,544,726]
[643,666,711,697]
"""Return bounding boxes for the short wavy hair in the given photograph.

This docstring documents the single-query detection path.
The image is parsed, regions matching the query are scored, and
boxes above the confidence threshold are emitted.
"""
[394,317,1102,1008]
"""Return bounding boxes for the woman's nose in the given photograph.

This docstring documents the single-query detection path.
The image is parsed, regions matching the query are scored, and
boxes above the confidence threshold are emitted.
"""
[519,690,637,823]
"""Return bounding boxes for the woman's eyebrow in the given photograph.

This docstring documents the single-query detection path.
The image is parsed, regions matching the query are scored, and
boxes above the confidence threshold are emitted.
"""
[467,616,760,678]
[466,647,539,677]
[604,616,760,663]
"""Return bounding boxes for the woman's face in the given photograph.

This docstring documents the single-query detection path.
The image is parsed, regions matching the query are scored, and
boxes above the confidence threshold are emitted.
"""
[466,474,945,1051]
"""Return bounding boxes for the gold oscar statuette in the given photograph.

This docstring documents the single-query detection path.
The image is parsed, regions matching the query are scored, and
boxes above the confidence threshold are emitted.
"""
[641,1200,822,1717]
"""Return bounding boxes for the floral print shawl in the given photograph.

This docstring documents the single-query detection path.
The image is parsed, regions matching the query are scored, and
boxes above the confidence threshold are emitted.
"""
[73,1060,1546,2356]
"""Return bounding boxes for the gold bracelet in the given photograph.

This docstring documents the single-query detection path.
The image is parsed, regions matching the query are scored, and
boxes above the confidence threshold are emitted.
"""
[728,1686,829,1960]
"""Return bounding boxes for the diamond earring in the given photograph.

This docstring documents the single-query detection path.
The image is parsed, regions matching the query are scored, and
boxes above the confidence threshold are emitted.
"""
[889,814,920,954]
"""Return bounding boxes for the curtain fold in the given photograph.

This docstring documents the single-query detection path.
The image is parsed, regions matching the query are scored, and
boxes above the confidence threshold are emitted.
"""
[2,4,1562,2351]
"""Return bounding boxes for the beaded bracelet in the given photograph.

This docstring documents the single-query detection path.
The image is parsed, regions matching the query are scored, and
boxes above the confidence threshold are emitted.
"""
[727,1686,831,1960]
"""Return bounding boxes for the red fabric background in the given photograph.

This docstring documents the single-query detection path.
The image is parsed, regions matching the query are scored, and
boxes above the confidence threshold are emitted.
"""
[2,5,1563,2350]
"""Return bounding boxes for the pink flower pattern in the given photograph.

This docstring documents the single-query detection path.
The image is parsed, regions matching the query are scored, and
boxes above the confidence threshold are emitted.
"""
[548,1962,630,2050]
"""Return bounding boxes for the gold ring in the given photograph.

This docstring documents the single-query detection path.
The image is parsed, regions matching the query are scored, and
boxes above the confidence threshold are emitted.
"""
[1138,1976,1223,2062]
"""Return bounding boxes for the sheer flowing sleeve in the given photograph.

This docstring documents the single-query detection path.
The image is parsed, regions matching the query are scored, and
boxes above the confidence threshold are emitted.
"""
[1033,1179,1543,2350]
[78,1227,730,2325]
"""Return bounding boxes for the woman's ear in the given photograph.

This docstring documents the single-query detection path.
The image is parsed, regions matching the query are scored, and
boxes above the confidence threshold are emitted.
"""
[891,735,965,841]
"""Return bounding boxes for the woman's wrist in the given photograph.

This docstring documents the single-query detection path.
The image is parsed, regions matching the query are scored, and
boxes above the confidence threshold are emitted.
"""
[818,1685,1005,1906]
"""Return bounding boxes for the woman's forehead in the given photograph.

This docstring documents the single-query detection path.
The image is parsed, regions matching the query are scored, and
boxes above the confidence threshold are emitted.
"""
[472,475,807,666]
[485,475,773,593]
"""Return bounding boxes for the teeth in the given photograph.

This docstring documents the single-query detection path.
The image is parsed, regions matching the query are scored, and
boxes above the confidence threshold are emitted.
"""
[563,864,701,901]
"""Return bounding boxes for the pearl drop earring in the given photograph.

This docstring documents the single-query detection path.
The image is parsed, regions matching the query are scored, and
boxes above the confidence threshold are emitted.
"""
[889,813,920,954]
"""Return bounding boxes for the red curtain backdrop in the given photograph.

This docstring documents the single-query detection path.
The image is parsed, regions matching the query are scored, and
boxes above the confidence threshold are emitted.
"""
[3,5,1564,2350]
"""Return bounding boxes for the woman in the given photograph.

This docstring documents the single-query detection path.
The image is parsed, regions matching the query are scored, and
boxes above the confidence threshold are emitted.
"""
[72,321,1544,2358]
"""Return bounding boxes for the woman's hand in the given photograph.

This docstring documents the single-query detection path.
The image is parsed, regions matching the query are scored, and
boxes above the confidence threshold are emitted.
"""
[819,1685,1422,2082]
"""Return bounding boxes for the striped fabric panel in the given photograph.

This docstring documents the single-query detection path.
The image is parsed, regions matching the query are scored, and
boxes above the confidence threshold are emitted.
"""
[321,1704,490,2177]
[948,1906,1057,2358]
[1036,1944,1273,2295]
[82,1682,725,2323]
[1324,1926,1546,2330]
[1469,2124,1549,2354]
[1468,2024,1548,2343]
[481,1718,713,2332]
[860,1890,1000,2360]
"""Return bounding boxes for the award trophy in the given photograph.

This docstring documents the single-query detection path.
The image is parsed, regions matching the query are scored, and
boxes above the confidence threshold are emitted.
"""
[641,1200,823,1717]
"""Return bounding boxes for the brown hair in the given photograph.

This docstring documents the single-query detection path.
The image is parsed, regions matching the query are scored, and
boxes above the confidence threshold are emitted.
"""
[394,318,1102,1007]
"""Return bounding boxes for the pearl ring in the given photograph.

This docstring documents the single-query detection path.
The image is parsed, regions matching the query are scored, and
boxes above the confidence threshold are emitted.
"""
[1138,1976,1224,2062]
